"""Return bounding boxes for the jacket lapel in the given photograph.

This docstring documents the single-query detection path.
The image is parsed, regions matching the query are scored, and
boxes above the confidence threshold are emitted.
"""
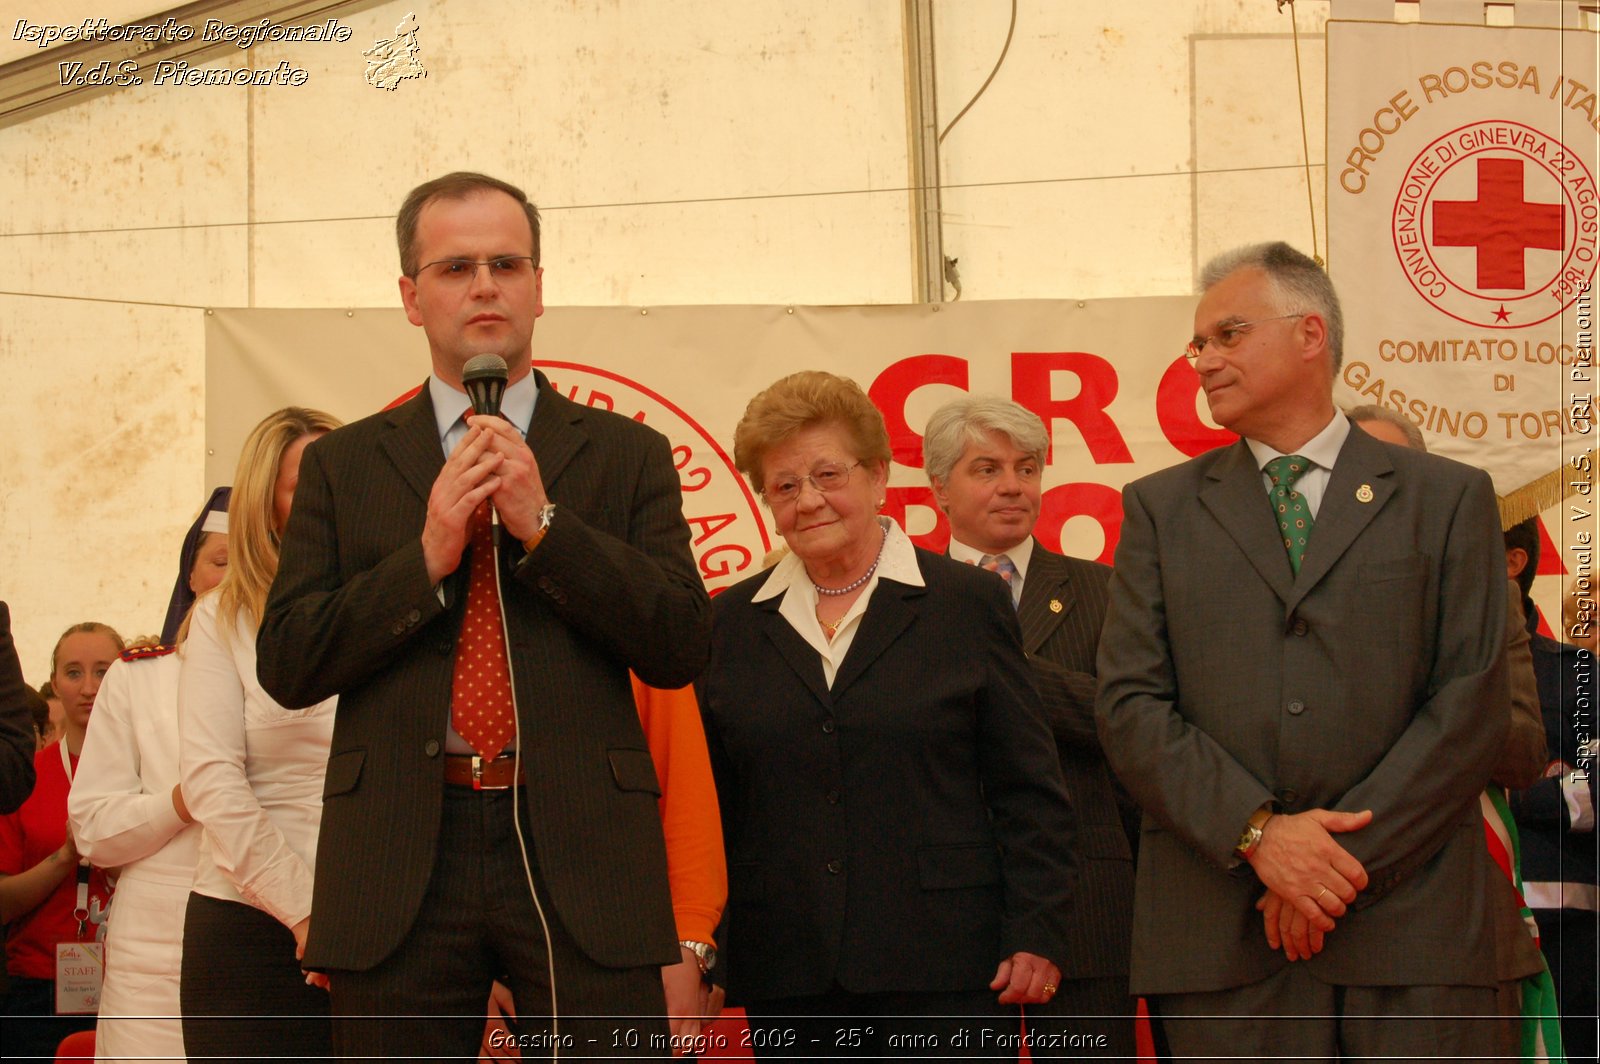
[1287,429,1396,613]
[379,385,446,504]
[1016,543,1073,655]
[755,596,833,709]
[1199,440,1295,607]
[524,370,587,491]
[831,575,923,700]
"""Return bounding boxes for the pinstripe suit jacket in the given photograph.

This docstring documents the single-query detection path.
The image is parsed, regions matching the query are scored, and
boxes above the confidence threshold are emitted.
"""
[257,373,711,972]
[1015,545,1134,983]
[1096,430,1508,995]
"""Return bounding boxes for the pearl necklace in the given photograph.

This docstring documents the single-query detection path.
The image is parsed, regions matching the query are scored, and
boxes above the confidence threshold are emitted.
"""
[812,527,886,597]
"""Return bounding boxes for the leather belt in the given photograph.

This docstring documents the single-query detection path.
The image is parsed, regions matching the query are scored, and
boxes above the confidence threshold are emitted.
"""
[443,753,525,790]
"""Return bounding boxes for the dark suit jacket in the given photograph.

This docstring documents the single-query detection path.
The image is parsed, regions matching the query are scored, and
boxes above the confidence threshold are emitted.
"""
[698,546,1077,1003]
[0,603,38,814]
[1096,428,1509,995]
[1014,545,1134,984]
[1510,603,1597,900]
[257,373,711,972]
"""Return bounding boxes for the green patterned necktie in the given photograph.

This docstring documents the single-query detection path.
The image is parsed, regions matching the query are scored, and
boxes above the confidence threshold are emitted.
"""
[1265,455,1315,573]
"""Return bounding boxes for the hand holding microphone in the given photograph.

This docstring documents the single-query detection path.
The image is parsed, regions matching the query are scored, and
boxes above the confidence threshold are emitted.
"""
[461,354,550,544]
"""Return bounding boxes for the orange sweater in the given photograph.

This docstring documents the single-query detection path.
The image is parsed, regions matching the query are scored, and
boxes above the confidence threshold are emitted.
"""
[632,676,726,946]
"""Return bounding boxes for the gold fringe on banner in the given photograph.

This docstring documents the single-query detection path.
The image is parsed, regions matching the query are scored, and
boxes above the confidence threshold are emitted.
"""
[1498,448,1596,530]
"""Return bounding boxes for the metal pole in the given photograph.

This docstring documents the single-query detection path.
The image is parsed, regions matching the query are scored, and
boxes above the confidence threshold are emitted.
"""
[903,0,944,303]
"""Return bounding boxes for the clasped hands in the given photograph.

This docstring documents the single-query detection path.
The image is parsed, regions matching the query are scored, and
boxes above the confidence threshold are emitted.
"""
[423,415,548,584]
[1244,808,1372,962]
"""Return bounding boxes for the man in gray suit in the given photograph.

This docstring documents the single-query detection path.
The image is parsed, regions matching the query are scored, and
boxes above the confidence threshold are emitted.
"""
[924,396,1136,1057]
[258,172,709,1059]
[1095,242,1513,1058]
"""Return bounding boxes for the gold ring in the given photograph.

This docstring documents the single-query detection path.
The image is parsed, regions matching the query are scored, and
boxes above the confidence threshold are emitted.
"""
[1042,983,1057,995]
[1316,886,1331,903]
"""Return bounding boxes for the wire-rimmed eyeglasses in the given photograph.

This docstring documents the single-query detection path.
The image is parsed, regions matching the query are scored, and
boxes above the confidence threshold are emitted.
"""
[760,461,862,505]
[1184,313,1304,361]
[412,257,537,283]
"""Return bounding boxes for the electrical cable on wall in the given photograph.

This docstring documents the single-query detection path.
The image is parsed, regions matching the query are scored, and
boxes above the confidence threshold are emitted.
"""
[937,0,1018,144]
[1278,0,1324,267]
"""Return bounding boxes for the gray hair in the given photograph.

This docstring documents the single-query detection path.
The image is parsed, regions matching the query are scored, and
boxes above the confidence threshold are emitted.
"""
[923,395,1048,484]
[1346,404,1426,452]
[1199,241,1344,372]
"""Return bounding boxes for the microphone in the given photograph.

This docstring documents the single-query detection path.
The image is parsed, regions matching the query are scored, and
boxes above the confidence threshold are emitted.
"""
[462,353,509,419]
[462,354,510,532]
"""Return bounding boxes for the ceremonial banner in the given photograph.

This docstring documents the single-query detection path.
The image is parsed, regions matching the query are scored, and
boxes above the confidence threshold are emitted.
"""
[206,299,1213,595]
[1327,9,1597,523]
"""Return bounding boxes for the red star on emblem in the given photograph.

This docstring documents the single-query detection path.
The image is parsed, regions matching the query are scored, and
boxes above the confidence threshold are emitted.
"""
[1493,305,1511,323]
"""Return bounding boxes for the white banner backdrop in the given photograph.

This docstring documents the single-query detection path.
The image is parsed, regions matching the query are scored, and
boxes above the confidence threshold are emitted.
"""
[207,298,1220,595]
[1327,15,1597,523]
[207,297,1586,632]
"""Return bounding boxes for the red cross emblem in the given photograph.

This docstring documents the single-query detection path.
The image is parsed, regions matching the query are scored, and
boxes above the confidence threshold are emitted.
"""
[1432,158,1564,290]
[1390,121,1596,328]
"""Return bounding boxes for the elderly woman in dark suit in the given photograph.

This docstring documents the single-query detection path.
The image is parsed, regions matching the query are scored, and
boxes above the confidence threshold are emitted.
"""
[698,371,1078,1057]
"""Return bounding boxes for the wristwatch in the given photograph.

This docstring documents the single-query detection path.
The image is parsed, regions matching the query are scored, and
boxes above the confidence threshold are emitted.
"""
[1234,805,1275,859]
[679,939,717,976]
[523,503,557,553]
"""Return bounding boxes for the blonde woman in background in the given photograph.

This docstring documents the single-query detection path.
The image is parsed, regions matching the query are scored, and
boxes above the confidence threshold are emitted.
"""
[178,407,341,1060]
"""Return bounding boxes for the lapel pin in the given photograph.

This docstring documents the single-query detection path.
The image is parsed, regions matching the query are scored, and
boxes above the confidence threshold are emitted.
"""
[1049,599,1063,613]
[1356,484,1374,503]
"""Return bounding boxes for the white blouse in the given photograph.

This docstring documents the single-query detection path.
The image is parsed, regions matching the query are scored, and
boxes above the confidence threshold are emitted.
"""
[69,651,199,888]
[752,517,924,687]
[178,593,335,929]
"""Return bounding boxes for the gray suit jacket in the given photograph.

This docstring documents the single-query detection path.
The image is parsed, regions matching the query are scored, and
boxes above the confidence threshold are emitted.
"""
[1095,428,1508,995]
[1014,545,1134,983]
[257,373,710,972]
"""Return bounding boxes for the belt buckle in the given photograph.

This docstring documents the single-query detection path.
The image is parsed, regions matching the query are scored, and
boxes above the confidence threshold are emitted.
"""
[471,755,511,791]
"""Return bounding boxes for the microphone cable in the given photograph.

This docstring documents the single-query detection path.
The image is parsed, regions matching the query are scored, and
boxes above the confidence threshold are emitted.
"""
[491,505,562,1058]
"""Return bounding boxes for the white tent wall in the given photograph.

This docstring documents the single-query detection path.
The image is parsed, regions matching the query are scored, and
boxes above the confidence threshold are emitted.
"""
[1,0,1340,675]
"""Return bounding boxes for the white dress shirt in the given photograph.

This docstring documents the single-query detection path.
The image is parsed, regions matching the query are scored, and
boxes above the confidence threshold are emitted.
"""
[179,593,335,929]
[1245,410,1350,520]
[947,534,1035,606]
[753,517,923,688]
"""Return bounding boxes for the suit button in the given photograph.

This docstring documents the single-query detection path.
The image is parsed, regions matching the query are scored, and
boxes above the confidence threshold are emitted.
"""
[821,719,835,734]
[537,576,552,590]
[826,859,843,874]
[391,621,405,635]
[1278,789,1299,806]
[424,740,440,757]
[1287,699,1305,715]
[826,790,841,805]
[408,608,422,624]
[1290,617,1308,636]
[438,640,454,655]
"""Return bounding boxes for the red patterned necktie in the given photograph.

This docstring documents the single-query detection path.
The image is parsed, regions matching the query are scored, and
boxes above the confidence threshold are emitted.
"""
[451,501,515,759]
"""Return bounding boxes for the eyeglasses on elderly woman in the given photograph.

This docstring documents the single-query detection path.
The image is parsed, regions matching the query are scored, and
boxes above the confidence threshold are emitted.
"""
[759,460,863,505]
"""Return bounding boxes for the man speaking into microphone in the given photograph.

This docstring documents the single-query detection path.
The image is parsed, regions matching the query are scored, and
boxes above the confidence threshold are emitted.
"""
[257,172,710,1059]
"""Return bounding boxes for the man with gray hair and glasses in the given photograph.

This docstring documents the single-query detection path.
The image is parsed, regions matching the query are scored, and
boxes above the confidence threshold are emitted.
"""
[1096,241,1516,1058]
